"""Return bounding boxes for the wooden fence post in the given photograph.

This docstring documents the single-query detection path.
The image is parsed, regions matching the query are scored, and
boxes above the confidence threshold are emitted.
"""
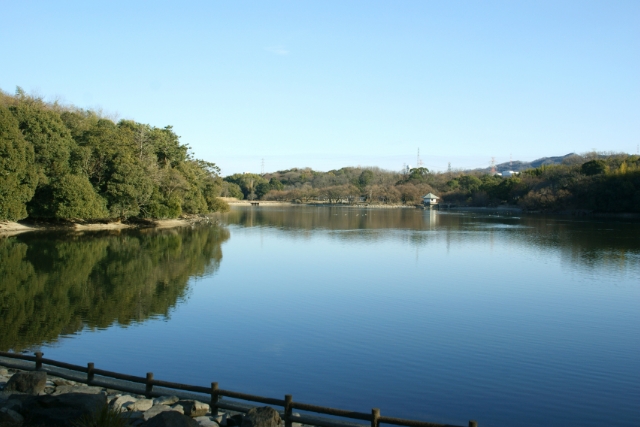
[371,408,380,427]
[87,363,94,383]
[145,372,154,397]
[211,382,219,416]
[284,394,293,427]
[469,421,478,427]
[34,351,43,370]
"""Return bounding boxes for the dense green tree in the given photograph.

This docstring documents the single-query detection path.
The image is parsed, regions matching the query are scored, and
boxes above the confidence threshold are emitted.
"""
[269,177,284,191]
[49,174,108,219]
[581,160,607,176]
[9,95,74,183]
[223,173,268,199]
[0,106,37,220]
[358,169,374,188]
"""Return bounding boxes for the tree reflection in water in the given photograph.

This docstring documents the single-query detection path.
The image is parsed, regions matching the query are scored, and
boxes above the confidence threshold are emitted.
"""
[0,225,229,351]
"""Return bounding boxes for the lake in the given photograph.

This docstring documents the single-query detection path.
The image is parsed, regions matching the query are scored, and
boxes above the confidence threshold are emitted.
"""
[1,206,639,427]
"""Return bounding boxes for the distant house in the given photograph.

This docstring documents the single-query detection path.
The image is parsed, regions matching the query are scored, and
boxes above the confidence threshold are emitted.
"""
[422,193,439,206]
[502,170,518,178]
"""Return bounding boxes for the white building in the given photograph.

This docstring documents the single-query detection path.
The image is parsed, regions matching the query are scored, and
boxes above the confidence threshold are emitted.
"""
[502,170,519,178]
[422,193,440,206]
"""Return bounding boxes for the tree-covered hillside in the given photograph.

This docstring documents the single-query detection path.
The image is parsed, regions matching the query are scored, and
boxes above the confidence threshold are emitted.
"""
[0,89,232,221]
[236,155,640,213]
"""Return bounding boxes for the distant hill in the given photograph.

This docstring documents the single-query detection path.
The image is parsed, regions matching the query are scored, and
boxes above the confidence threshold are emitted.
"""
[472,153,580,173]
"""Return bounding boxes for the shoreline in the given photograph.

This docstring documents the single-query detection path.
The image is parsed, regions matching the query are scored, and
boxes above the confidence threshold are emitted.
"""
[0,216,216,237]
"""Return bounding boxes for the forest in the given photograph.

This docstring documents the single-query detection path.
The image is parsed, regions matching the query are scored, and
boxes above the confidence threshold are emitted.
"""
[0,89,236,222]
[3,88,638,220]
[226,154,640,213]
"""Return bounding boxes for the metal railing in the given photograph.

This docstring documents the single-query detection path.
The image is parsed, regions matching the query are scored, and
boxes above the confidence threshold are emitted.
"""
[0,351,476,427]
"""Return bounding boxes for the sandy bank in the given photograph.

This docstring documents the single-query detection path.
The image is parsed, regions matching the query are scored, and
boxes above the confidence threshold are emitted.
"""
[0,216,214,237]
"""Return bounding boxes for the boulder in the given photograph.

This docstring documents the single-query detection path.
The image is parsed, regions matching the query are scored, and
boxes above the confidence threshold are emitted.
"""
[16,392,106,427]
[0,369,9,376]
[51,385,103,395]
[178,400,209,417]
[241,407,281,427]
[4,371,47,395]
[144,404,182,421]
[212,413,228,426]
[154,396,180,406]
[142,411,200,427]
[126,398,154,412]
[52,379,75,387]
[194,415,219,427]
[111,395,138,410]
[0,407,24,427]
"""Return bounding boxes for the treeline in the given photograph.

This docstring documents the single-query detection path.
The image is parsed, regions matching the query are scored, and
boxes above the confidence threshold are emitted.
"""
[225,155,640,213]
[0,88,234,221]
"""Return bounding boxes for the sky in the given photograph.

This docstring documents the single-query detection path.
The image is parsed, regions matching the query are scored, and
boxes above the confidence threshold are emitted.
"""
[1,1,638,175]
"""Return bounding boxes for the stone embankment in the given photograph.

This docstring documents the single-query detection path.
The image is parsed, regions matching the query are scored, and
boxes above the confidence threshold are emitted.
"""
[0,366,289,427]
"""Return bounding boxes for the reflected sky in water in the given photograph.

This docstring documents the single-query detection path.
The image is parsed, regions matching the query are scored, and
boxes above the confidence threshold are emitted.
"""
[1,207,638,427]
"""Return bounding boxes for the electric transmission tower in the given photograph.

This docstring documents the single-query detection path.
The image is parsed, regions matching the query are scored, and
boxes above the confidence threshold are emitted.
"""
[261,158,265,175]
[490,157,496,175]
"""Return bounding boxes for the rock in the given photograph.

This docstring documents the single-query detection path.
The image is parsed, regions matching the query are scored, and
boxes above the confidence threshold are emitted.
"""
[144,404,182,421]
[178,400,209,417]
[52,379,75,386]
[194,415,219,427]
[142,411,200,427]
[0,407,24,427]
[16,393,106,427]
[227,414,244,427]
[241,407,281,427]
[171,404,186,415]
[4,371,47,395]
[0,369,9,376]
[51,385,103,395]
[126,399,154,412]
[111,395,138,410]
[212,413,227,426]
[154,396,180,406]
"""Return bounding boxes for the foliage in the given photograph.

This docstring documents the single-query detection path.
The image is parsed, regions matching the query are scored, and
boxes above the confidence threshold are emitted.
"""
[0,105,37,220]
[223,173,268,199]
[0,88,228,220]
[581,159,607,176]
[251,154,640,213]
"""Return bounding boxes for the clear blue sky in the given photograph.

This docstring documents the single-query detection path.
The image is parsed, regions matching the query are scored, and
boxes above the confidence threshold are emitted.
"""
[2,1,638,175]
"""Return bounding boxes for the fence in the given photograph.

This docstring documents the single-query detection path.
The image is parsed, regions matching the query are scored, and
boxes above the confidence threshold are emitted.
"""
[0,351,477,427]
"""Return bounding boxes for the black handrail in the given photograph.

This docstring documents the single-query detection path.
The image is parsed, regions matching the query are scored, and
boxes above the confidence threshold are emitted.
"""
[0,351,476,427]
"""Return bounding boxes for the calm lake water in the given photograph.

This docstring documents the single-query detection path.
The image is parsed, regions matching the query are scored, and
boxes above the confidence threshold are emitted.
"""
[1,207,639,427]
